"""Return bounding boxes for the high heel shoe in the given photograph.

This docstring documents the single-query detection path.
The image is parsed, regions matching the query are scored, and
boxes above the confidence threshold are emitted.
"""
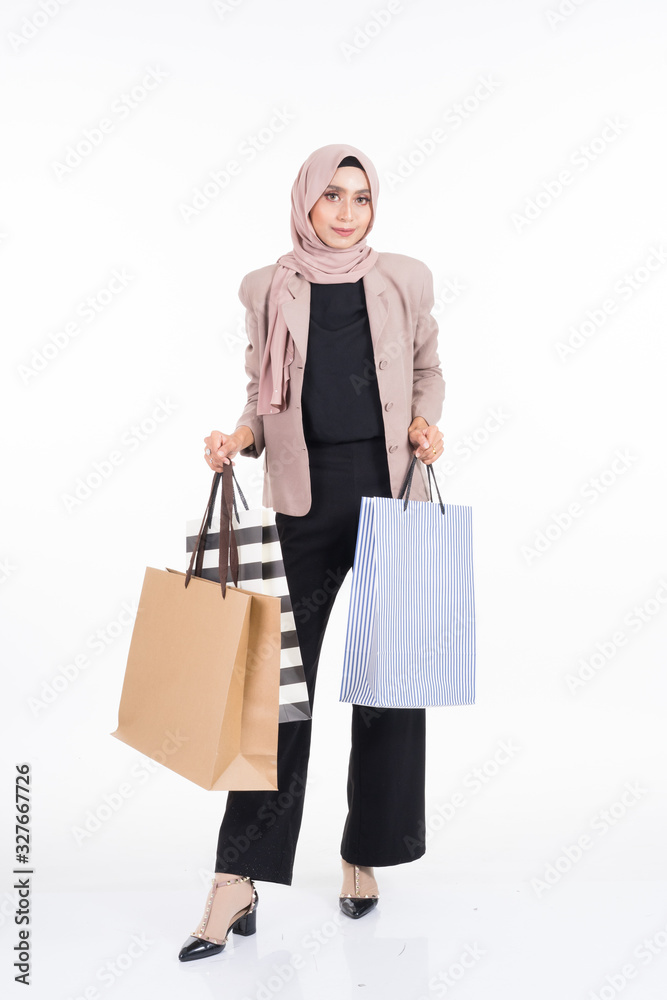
[178,875,258,962]
[339,861,379,919]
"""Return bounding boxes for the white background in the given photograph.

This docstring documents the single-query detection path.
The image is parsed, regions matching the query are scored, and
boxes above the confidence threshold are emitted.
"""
[2,0,667,997]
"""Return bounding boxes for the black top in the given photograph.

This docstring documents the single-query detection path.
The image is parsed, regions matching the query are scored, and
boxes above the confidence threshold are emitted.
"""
[301,279,385,444]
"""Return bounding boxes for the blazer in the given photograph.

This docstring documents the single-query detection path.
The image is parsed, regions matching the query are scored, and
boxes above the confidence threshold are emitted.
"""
[234,251,446,516]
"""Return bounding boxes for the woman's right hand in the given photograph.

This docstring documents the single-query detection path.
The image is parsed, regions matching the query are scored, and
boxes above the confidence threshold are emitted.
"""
[203,427,254,472]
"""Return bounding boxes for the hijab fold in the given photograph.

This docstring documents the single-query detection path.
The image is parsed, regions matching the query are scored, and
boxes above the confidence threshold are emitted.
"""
[257,143,380,415]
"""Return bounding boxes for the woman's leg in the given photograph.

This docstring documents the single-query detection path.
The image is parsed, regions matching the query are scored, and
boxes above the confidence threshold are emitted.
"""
[214,439,364,884]
[341,705,426,866]
[340,438,427,869]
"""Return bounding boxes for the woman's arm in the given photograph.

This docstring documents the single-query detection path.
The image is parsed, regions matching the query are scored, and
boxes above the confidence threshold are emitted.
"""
[203,273,264,472]
[232,273,266,458]
[408,263,445,464]
[412,262,445,427]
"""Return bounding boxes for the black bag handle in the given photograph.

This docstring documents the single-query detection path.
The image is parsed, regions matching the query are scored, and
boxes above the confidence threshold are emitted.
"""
[397,455,445,515]
[185,466,241,597]
[231,468,249,522]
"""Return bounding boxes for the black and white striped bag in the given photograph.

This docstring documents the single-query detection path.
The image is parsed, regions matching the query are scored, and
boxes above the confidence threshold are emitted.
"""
[186,472,311,724]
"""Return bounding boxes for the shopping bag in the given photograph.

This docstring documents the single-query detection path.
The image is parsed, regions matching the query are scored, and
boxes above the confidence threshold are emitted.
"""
[186,469,311,724]
[111,468,281,790]
[340,456,476,708]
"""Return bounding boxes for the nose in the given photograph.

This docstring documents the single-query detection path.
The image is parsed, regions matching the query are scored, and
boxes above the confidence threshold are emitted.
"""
[337,198,354,222]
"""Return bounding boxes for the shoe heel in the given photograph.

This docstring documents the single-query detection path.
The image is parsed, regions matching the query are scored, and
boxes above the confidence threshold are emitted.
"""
[232,907,257,936]
[232,892,258,937]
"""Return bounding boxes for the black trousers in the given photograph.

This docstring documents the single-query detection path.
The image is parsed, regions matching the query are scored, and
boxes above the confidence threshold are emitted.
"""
[214,436,426,885]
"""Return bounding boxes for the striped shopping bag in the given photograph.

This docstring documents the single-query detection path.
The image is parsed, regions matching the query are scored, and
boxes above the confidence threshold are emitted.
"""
[340,457,475,708]
[186,471,311,724]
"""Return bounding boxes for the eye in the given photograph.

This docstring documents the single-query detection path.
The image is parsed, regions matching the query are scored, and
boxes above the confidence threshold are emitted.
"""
[324,191,339,201]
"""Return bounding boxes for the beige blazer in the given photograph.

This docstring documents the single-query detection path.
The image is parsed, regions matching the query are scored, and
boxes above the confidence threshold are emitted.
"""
[234,251,445,516]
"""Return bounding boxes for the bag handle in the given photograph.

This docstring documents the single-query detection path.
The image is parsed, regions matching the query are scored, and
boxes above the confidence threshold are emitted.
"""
[397,455,445,515]
[185,467,240,597]
[231,468,250,522]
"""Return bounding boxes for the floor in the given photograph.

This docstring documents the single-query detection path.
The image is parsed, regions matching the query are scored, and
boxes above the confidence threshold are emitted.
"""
[10,877,667,999]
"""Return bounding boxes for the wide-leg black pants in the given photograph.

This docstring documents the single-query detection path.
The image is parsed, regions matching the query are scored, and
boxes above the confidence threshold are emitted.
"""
[214,436,426,884]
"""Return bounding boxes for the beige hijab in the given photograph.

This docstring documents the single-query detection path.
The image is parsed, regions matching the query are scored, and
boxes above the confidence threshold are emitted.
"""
[257,143,380,415]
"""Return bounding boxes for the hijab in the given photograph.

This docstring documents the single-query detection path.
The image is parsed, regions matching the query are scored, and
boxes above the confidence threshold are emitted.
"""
[256,143,380,416]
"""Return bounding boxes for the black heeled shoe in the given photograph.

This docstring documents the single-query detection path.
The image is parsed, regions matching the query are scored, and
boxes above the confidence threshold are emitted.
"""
[178,875,258,962]
[339,863,379,920]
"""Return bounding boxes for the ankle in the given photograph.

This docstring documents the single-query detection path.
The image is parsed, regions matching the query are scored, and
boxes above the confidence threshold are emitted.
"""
[214,872,252,885]
[340,860,379,898]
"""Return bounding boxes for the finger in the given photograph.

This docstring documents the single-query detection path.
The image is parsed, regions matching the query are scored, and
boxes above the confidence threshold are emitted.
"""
[204,431,220,451]
[205,445,227,469]
[417,432,432,456]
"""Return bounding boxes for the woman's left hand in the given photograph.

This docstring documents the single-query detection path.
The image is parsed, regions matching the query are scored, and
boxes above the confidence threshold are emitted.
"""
[408,417,443,465]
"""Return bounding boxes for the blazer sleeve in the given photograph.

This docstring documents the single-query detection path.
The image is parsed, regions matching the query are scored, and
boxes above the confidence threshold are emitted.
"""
[233,273,266,458]
[412,262,446,427]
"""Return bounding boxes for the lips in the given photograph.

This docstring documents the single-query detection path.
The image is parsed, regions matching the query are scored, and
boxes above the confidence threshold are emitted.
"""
[332,228,355,236]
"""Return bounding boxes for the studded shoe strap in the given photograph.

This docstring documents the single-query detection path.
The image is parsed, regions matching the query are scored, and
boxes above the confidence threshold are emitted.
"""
[191,875,255,941]
[213,875,256,914]
[341,864,379,899]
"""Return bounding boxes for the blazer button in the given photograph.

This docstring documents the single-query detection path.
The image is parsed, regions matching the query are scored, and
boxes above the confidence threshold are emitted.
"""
[378,360,388,369]
[388,444,398,453]
[384,402,393,411]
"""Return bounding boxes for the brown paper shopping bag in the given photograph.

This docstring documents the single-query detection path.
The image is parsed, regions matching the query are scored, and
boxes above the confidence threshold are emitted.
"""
[111,568,280,790]
[111,468,281,790]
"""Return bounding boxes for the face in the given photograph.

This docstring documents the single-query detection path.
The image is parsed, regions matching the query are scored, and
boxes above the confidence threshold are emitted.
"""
[308,166,373,248]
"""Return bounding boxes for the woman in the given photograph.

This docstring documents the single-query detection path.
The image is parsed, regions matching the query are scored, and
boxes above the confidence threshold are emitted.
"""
[179,143,445,962]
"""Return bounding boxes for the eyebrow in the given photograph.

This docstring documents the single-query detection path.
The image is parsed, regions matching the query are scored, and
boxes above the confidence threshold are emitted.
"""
[325,184,371,195]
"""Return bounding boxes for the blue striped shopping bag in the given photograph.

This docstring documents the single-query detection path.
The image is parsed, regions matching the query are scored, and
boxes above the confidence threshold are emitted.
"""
[340,457,476,708]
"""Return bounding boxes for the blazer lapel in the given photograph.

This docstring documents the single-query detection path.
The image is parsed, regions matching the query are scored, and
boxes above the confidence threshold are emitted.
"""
[280,263,389,362]
[281,273,311,362]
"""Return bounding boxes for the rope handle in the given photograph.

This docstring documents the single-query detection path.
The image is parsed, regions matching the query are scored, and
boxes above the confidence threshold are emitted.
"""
[185,466,243,597]
[397,455,445,514]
